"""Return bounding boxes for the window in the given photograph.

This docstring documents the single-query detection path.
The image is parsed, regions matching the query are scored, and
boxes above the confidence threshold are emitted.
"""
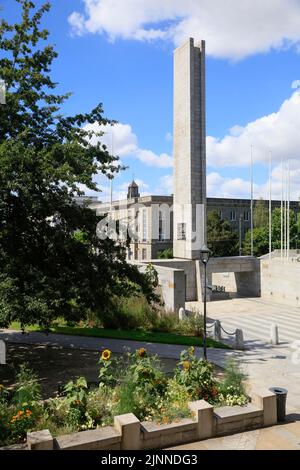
[244,211,250,221]
[142,248,147,260]
[177,223,186,240]
[230,210,236,221]
[159,210,166,241]
[142,209,147,242]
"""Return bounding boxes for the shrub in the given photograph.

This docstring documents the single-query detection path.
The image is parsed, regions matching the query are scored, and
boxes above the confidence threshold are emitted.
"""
[101,295,157,330]
[12,364,41,405]
[174,347,219,403]
[157,248,173,259]
[217,359,248,406]
[178,313,204,337]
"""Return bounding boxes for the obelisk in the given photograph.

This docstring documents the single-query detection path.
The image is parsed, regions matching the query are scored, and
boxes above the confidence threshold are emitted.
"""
[173,38,206,259]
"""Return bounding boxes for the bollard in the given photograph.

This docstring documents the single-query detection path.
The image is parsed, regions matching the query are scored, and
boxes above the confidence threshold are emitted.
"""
[235,329,244,350]
[179,307,187,321]
[0,339,6,365]
[214,320,222,341]
[270,324,279,345]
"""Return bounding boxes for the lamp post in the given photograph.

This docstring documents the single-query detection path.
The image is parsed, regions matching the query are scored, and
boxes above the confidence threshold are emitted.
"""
[200,244,211,360]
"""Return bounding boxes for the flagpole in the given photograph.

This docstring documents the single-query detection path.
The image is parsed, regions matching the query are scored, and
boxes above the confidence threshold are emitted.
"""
[287,160,290,259]
[110,131,114,209]
[281,158,283,258]
[250,145,254,256]
[269,151,272,259]
[284,160,287,258]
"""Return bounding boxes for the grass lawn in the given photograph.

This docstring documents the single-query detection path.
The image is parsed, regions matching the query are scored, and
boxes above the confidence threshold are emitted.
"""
[9,322,229,349]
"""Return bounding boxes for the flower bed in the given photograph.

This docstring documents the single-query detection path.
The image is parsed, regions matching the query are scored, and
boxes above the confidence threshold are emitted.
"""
[0,347,249,447]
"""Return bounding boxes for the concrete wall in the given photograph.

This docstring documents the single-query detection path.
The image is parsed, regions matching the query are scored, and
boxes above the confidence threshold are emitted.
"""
[261,257,300,307]
[197,257,261,301]
[150,259,197,302]
[134,261,186,312]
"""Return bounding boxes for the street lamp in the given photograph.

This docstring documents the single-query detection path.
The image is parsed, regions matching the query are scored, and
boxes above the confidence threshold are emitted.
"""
[200,244,211,360]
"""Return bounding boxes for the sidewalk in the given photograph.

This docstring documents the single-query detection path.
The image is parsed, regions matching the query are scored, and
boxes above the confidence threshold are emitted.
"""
[168,414,300,450]
[1,327,299,413]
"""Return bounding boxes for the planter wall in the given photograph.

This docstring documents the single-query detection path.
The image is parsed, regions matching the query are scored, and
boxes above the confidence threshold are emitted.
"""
[27,388,277,451]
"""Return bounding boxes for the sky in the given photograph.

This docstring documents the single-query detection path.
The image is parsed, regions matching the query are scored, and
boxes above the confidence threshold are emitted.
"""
[2,0,300,202]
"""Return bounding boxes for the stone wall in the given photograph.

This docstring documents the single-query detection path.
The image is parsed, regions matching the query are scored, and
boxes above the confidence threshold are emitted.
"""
[132,261,186,312]
[261,257,300,307]
[26,389,277,451]
[149,259,197,302]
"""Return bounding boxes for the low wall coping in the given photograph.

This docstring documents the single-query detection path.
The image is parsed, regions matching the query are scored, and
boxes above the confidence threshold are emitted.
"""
[141,418,196,438]
[27,429,53,450]
[214,403,263,423]
[55,426,121,450]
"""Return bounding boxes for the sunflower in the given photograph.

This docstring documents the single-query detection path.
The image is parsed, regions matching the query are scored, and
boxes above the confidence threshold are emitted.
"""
[101,349,111,361]
[137,347,147,358]
[183,361,190,371]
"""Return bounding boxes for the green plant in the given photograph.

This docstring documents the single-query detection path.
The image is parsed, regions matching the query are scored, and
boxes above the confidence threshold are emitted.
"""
[157,248,173,259]
[85,388,112,428]
[179,313,204,337]
[12,364,41,405]
[217,359,248,406]
[98,349,124,388]
[174,347,219,403]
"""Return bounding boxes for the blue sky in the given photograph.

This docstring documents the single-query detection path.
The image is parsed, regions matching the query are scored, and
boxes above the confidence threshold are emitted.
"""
[3,0,300,201]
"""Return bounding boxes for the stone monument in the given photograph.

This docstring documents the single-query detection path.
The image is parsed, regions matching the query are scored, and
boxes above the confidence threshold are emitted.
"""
[173,38,206,260]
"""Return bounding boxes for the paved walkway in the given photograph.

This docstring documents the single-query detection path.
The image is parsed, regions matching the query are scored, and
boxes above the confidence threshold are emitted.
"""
[2,297,300,413]
[169,414,300,450]
[0,329,234,365]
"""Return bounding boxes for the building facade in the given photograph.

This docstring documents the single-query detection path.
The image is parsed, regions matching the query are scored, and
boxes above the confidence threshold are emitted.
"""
[89,181,300,261]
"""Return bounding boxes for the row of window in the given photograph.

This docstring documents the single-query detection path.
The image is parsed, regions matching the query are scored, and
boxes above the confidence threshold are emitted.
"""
[219,210,250,222]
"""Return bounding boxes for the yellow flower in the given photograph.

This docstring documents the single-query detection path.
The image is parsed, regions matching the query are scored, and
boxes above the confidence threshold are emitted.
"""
[0,384,4,391]
[101,349,111,361]
[25,409,32,416]
[137,347,146,358]
[183,361,190,371]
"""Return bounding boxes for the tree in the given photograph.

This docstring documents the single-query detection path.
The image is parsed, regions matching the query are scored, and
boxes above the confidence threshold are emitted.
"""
[207,211,238,257]
[0,0,155,328]
[253,198,268,228]
[243,207,299,256]
[157,248,173,259]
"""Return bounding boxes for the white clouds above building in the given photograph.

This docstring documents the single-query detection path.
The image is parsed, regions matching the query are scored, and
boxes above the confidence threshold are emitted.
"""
[69,0,300,60]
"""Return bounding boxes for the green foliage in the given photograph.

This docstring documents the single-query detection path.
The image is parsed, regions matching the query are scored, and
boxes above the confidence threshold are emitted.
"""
[0,366,44,446]
[244,207,299,256]
[207,211,238,257]
[178,313,204,337]
[254,198,268,228]
[0,351,250,446]
[157,248,173,259]
[174,347,219,403]
[101,295,157,330]
[63,377,88,406]
[0,0,155,329]
[12,364,41,405]
[217,359,248,407]
[243,227,268,257]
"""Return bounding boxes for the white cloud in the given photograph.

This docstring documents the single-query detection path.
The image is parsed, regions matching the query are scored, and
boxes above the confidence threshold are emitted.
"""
[291,80,300,89]
[69,0,300,60]
[207,89,300,168]
[84,122,173,168]
[155,174,174,195]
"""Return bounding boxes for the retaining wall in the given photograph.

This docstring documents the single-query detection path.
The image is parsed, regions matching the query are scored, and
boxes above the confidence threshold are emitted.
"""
[27,389,277,451]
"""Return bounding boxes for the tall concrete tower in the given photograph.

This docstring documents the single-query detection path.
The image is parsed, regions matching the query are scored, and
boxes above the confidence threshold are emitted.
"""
[173,38,206,259]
